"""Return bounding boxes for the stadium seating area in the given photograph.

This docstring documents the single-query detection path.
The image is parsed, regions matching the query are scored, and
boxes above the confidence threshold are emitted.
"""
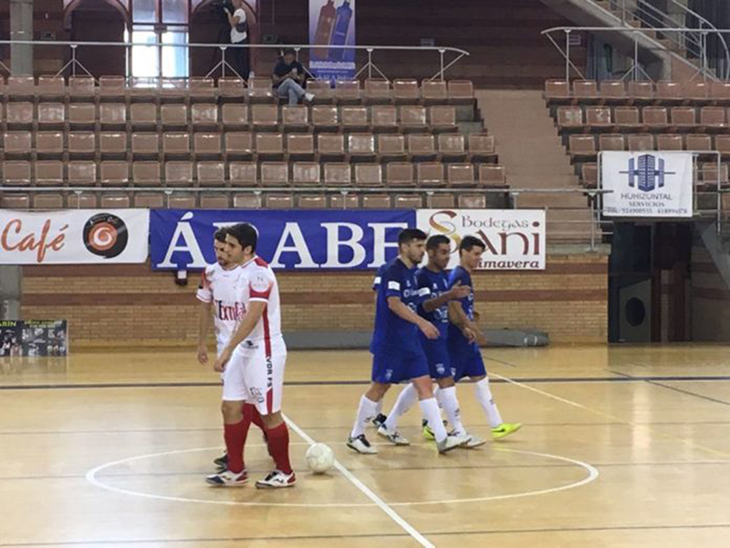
[545,79,730,193]
[0,75,505,210]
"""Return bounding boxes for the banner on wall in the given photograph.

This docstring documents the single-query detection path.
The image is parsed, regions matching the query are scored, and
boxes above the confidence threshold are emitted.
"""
[0,210,150,265]
[416,209,546,270]
[0,320,68,357]
[309,0,356,82]
[600,151,694,218]
[150,209,413,271]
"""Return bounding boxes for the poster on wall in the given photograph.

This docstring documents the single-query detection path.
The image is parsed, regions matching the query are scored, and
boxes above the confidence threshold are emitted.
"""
[150,209,412,271]
[0,320,68,357]
[416,209,546,270]
[600,151,694,218]
[309,0,356,82]
[0,209,150,265]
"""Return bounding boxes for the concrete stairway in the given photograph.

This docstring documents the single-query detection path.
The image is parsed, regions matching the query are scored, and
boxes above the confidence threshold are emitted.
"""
[476,89,596,243]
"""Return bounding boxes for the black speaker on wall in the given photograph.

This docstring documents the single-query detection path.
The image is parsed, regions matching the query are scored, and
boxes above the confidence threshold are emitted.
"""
[609,223,652,342]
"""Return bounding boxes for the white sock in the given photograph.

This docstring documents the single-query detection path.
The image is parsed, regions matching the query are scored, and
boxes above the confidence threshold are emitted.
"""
[419,397,448,443]
[375,398,383,417]
[383,383,418,432]
[433,386,441,408]
[438,386,466,436]
[475,378,503,428]
[351,395,379,438]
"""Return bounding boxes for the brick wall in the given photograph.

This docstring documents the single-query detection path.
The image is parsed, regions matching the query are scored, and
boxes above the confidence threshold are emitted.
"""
[20,252,608,345]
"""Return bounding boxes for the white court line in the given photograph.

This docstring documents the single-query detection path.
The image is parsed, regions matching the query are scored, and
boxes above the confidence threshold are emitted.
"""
[489,371,730,460]
[282,413,436,548]
[84,444,597,508]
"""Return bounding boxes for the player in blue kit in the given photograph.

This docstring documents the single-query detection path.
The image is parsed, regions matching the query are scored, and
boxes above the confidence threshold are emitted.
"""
[346,229,469,455]
[376,235,486,448]
[444,235,522,440]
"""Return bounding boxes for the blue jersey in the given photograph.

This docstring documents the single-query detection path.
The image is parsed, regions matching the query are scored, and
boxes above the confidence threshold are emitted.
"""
[416,267,450,340]
[447,265,478,355]
[370,258,424,357]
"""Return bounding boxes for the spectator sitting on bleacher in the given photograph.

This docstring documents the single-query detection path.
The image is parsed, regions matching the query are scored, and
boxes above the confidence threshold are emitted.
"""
[272,48,314,105]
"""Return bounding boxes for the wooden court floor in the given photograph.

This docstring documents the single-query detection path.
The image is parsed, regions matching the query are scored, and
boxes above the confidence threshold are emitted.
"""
[1,344,730,547]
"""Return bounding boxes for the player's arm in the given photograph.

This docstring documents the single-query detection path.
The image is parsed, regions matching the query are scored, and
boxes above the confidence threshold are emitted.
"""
[387,296,439,340]
[197,300,213,365]
[214,301,266,372]
[448,301,487,346]
[422,281,471,313]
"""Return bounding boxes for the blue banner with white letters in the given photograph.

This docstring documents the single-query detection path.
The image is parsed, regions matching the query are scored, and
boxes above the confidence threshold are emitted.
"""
[150,209,414,271]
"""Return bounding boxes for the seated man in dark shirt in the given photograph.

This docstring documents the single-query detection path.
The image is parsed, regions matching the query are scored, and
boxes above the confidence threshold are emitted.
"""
[272,48,314,105]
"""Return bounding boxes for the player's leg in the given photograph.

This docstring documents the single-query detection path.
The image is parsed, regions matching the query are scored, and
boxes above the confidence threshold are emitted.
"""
[371,397,387,428]
[420,342,453,441]
[248,352,297,488]
[469,354,522,439]
[206,351,250,487]
[213,337,267,471]
[347,380,390,454]
[378,383,417,445]
[411,374,466,453]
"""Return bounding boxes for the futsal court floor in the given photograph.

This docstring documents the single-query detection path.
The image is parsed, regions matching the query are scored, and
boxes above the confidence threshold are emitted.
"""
[1,344,730,547]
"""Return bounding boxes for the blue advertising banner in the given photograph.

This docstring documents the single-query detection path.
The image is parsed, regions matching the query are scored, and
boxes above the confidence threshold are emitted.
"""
[150,209,414,271]
[309,0,356,82]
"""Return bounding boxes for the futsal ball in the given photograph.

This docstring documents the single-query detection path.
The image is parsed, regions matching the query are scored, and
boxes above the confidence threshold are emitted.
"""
[305,443,335,474]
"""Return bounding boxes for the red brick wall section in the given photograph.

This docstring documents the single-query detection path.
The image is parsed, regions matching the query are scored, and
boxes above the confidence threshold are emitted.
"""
[20,253,608,345]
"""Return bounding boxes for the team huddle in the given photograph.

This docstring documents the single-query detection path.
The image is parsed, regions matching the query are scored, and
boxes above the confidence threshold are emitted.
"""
[197,225,520,488]
[347,229,521,455]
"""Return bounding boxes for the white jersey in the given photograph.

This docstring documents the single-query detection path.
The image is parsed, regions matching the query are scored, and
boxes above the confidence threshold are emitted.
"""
[234,256,286,356]
[196,262,247,353]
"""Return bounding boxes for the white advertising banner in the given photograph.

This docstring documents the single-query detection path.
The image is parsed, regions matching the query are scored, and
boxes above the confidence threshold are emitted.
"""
[601,151,694,218]
[417,209,546,270]
[0,209,150,265]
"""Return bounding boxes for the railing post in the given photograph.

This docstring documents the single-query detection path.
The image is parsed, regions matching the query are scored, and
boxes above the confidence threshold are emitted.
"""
[590,193,596,251]
[221,45,227,77]
[367,48,373,79]
[702,30,708,82]
[633,33,639,81]
[565,30,571,82]
[439,49,445,81]
[70,44,77,77]
[621,0,626,25]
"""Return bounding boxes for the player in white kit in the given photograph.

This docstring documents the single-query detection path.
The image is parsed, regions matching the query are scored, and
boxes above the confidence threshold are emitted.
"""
[196,228,267,477]
[208,223,295,489]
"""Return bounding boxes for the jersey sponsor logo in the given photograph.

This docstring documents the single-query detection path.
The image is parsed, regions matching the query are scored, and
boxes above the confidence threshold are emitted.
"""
[214,300,246,321]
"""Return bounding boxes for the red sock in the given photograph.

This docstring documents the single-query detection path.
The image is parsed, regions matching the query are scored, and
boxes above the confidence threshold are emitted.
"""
[246,404,266,432]
[224,415,251,474]
[266,422,293,474]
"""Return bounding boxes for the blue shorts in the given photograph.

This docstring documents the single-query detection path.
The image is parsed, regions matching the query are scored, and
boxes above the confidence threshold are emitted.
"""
[450,350,487,382]
[371,351,429,384]
[421,338,453,379]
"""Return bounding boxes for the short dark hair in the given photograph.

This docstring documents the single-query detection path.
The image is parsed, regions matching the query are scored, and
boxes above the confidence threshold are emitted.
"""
[214,227,229,243]
[228,222,258,253]
[282,47,296,56]
[426,234,450,251]
[398,228,428,247]
[459,235,486,254]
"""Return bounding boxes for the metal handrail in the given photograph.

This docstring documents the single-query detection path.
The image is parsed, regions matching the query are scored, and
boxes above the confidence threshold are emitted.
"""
[0,186,610,195]
[542,26,730,82]
[589,0,730,80]
[0,40,470,82]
